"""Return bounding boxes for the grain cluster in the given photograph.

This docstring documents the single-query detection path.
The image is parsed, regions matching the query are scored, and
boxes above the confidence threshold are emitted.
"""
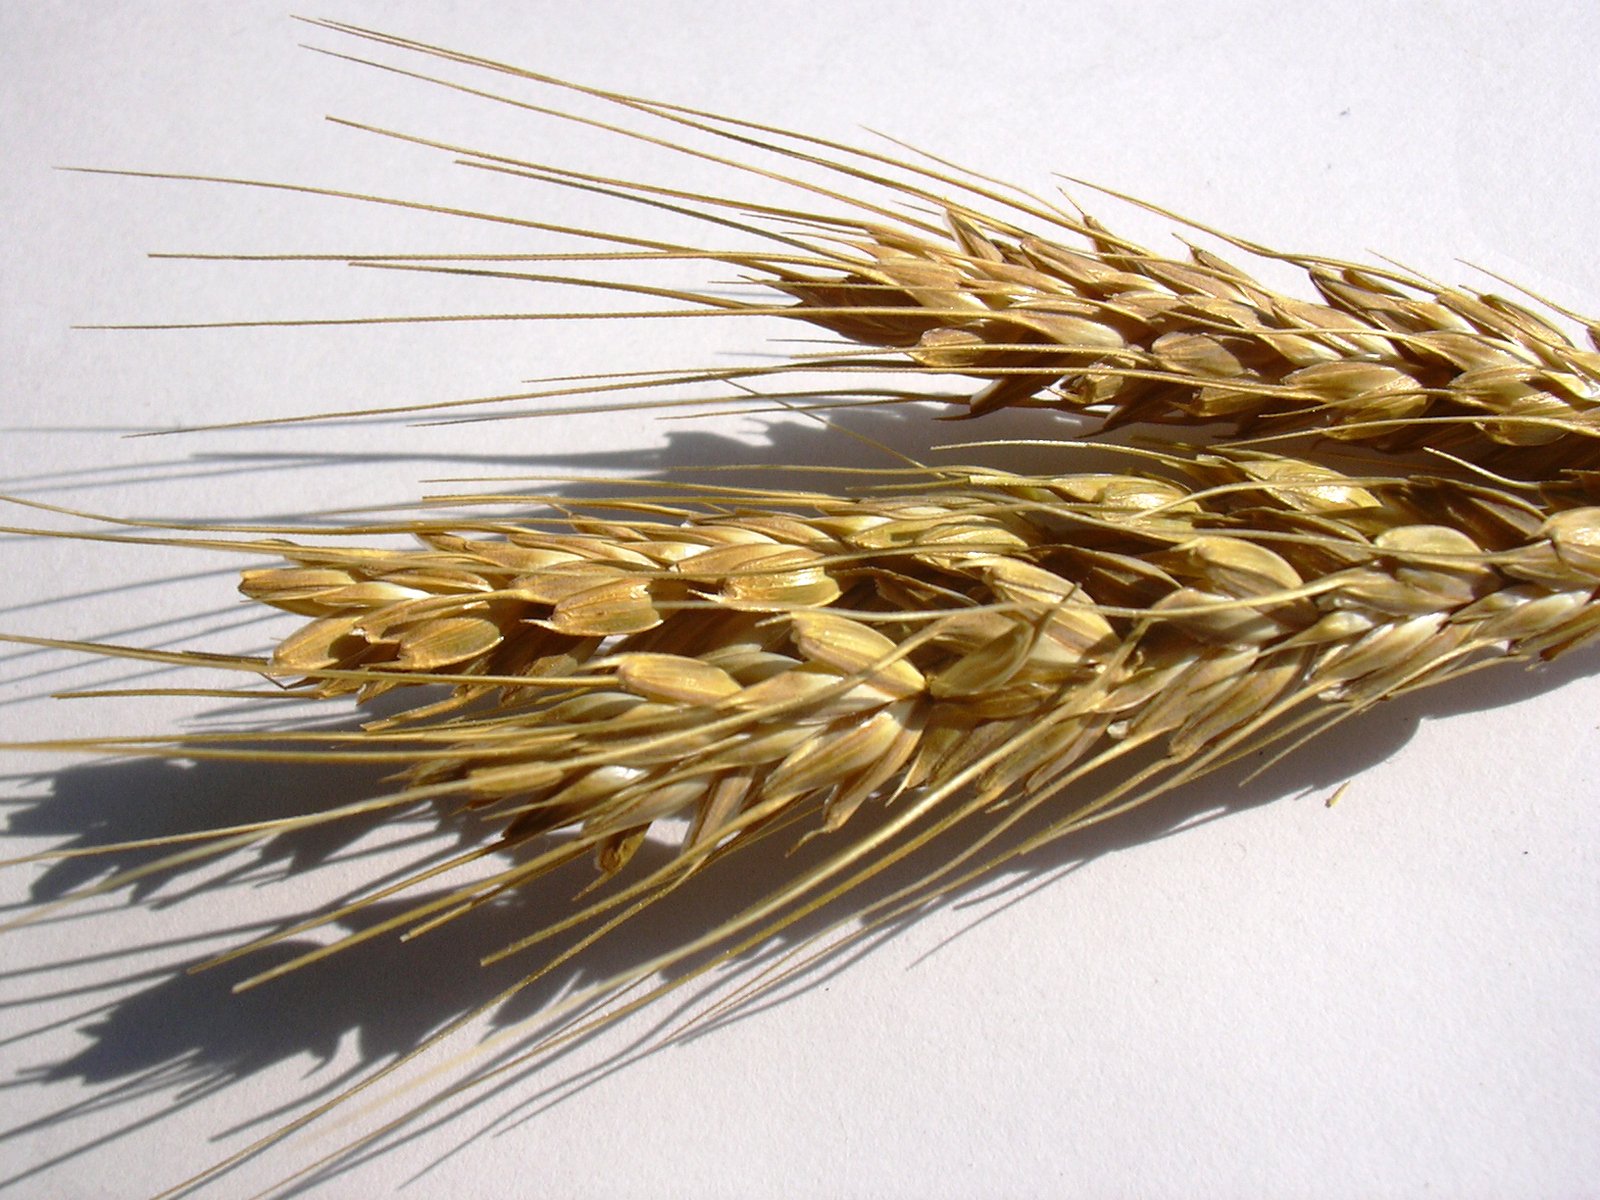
[8,20,1599,1196]
[238,456,1600,898]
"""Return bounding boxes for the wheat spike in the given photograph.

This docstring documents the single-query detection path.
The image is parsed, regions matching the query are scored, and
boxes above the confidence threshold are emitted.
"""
[11,449,1595,1193]
[15,453,1598,1053]
[225,25,1600,479]
[108,20,1600,479]
[90,455,1588,918]
[7,16,1600,1199]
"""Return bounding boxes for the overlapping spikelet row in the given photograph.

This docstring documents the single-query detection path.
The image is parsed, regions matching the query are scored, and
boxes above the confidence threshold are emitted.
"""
[233,456,1600,901]
[762,207,1600,472]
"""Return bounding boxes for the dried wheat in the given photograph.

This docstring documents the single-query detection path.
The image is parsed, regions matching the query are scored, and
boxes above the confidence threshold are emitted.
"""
[101,21,1600,483]
[102,21,1590,483]
[32,455,1596,970]
[241,454,1600,862]
[8,19,1600,1197]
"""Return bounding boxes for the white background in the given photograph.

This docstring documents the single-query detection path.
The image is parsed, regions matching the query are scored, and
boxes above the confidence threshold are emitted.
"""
[2,2,1598,1197]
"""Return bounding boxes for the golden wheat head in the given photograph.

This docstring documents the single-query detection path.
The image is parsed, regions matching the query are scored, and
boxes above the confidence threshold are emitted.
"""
[5,14,1599,1200]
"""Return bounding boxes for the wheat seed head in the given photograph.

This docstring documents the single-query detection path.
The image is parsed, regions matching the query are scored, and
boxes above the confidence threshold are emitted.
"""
[4,8,1600,1200]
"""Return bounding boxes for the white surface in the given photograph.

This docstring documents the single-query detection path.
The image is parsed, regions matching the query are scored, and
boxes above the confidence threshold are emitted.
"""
[2,3,1598,1198]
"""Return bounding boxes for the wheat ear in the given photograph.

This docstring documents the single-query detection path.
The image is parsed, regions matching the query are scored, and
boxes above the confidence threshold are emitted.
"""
[28,455,1597,956]
[9,18,1600,1197]
[100,17,1587,480]
[246,453,1600,853]
[107,19,1600,481]
[9,451,1597,1195]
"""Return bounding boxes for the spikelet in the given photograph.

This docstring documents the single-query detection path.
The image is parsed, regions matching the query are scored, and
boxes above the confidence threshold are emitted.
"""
[5,17,1599,1200]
